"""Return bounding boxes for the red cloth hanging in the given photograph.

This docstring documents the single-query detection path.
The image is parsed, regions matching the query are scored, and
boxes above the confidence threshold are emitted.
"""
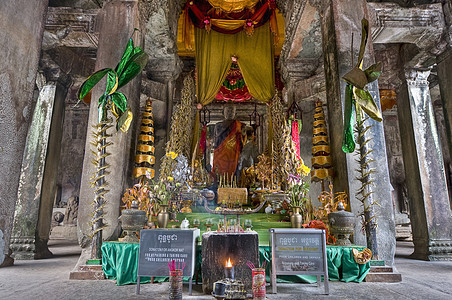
[199,124,207,154]
[291,118,301,159]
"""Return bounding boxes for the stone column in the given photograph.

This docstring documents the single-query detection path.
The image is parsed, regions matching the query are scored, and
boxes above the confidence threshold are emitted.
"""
[10,74,69,260]
[397,67,452,260]
[78,0,143,248]
[319,0,395,265]
[437,49,452,198]
[0,0,49,266]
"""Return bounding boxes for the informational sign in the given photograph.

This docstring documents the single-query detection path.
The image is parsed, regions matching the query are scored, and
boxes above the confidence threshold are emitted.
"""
[269,228,329,294]
[136,228,200,295]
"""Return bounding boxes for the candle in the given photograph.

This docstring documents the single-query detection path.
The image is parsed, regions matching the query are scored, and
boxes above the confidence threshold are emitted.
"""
[224,257,234,279]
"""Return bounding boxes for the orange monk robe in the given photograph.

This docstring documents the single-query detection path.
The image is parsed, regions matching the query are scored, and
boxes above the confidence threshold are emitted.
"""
[212,120,242,177]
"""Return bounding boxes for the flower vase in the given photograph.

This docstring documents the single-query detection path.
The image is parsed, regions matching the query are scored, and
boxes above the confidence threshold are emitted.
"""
[290,206,303,228]
[157,205,169,229]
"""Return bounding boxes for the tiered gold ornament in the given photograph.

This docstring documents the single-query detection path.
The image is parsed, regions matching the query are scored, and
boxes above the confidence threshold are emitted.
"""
[311,100,332,188]
[133,99,155,179]
[160,73,195,180]
[269,93,286,186]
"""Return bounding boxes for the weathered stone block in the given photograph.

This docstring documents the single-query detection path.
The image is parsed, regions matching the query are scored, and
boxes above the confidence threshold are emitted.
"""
[69,264,105,280]
[201,231,259,294]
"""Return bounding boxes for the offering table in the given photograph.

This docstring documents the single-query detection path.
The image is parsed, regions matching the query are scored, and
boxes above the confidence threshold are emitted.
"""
[201,231,259,294]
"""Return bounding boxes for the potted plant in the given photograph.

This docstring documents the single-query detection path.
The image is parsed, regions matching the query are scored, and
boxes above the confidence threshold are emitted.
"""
[150,151,191,228]
[149,179,174,229]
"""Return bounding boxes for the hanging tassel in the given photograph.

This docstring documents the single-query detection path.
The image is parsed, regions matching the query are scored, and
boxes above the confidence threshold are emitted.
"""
[203,17,211,32]
[244,19,255,36]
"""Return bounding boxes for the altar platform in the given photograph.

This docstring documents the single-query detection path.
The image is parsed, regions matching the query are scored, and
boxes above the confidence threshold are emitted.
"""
[168,211,289,246]
[102,237,370,286]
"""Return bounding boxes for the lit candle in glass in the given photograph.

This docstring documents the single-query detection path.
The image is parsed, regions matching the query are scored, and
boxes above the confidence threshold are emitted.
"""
[224,257,234,279]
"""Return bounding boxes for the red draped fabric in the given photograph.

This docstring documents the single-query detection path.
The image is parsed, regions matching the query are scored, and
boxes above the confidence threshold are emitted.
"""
[199,124,207,154]
[291,118,301,158]
[212,120,243,176]
[183,0,278,48]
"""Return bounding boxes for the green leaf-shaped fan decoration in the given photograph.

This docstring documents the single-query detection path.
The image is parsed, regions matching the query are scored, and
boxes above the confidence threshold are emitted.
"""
[78,37,148,132]
[341,18,382,153]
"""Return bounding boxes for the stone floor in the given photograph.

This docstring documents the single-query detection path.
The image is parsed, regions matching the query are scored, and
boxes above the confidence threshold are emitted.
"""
[0,240,451,300]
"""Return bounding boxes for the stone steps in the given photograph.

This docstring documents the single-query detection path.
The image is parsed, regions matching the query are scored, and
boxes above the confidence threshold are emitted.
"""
[365,265,402,282]
[69,264,105,280]
[368,266,394,273]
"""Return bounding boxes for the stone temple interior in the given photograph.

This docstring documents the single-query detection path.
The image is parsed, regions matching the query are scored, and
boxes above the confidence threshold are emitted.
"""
[1,0,452,279]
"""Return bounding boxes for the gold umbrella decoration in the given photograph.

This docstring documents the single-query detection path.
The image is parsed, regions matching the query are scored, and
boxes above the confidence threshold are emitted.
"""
[311,100,333,190]
[133,99,155,180]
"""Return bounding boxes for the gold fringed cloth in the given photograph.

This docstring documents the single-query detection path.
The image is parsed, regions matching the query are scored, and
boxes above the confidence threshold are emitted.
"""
[207,0,261,13]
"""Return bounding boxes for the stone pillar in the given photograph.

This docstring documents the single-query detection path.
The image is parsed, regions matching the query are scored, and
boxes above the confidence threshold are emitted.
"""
[0,0,49,266]
[10,74,69,259]
[437,49,452,204]
[78,0,143,248]
[320,0,395,265]
[397,68,452,260]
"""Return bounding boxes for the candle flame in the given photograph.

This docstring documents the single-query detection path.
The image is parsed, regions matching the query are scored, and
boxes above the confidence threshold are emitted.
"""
[225,257,233,268]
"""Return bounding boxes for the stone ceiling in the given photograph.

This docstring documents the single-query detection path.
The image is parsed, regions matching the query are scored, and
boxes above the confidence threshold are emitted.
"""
[44,0,448,93]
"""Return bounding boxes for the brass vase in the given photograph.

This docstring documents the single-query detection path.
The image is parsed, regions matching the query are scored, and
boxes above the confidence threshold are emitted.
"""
[157,205,169,229]
[290,206,303,228]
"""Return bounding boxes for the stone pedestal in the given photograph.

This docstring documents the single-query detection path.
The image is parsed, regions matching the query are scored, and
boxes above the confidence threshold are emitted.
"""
[202,231,259,294]
[319,0,395,265]
[397,68,452,260]
[69,264,106,280]
[365,265,402,283]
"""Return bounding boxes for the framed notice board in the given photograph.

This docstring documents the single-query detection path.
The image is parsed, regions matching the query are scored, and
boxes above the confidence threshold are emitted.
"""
[269,228,329,294]
[136,228,200,295]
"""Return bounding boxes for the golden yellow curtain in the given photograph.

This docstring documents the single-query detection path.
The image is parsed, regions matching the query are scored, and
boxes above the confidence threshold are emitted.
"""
[195,28,232,105]
[236,25,275,102]
[195,23,274,104]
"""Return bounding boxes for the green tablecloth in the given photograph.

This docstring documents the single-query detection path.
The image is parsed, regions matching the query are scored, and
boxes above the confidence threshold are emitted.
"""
[101,242,370,286]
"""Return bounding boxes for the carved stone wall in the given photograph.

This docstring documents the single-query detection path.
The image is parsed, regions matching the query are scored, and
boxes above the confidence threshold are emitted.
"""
[43,7,98,208]
[57,90,90,206]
